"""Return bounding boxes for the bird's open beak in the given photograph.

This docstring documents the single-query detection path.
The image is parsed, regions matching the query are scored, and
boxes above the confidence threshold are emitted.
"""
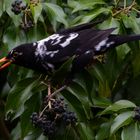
[0,57,12,70]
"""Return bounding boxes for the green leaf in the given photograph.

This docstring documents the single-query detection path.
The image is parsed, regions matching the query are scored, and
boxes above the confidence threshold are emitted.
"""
[3,26,27,49]
[5,77,40,120]
[0,0,4,17]
[76,122,95,140]
[89,63,105,84]
[21,93,41,138]
[0,43,9,58]
[11,123,21,140]
[98,80,111,97]
[101,100,136,115]
[96,122,111,140]
[67,82,91,119]
[110,111,134,135]
[116,44,130,61]
[75,8,111,24]
[68,0,105,13]
[62,90,87,121]
[30,4,42,23]
[51,56,74,85]
[92,97,111,108]
[98,17,120,33]
[44,3,68,28]
[122,14,140,33]
[121,123,140,140]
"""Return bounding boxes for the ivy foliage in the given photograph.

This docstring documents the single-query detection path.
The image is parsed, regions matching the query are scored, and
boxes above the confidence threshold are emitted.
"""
[0,0,140,139]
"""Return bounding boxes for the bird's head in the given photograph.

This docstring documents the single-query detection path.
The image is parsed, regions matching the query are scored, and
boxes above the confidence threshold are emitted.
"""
[0,43,39,71]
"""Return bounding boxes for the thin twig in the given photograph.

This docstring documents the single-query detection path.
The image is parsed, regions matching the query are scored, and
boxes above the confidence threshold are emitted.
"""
[48,83,51,108]
[113,0,136,17]
[39,104,49,118]
[47,85,67,101]
[132,7,140,14]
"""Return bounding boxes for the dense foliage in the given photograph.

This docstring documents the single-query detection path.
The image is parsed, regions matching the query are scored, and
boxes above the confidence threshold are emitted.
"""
[0,0,140,139]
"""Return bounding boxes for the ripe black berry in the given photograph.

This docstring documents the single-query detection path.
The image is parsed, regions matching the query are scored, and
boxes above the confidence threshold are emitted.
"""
[11,0,27,15]
[30,97,77,137]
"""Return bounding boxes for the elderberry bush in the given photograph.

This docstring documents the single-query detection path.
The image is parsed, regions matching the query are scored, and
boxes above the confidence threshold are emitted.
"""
[30,97,77,137]
[11,0,26,15]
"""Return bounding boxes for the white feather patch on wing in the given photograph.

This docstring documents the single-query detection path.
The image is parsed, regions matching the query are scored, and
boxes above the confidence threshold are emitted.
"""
[106,41,115,47]
[35,34,61,57]
[95,38,108,51]
[60,33,79,48]
[46,50,59,58]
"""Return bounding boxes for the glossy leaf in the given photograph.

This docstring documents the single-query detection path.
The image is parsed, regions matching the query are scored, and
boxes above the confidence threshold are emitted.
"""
[96,122,111,140]
[75,8,111,24]
[5,77,40,120]
[110,111,134,135]
[30,4,42,23]
[101,100,136,115]
[68,0,105,13]
[44,3,68,28]
[121,123,140,140]
[76,122,95,140]
[21,93,41,138]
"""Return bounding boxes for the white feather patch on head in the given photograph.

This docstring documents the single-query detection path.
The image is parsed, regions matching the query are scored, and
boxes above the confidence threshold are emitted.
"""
[60,33,78,48]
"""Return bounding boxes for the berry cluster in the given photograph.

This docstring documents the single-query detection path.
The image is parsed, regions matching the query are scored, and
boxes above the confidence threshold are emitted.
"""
[11,0,27,15]
[133,107,140,121]
[30,97,77,137]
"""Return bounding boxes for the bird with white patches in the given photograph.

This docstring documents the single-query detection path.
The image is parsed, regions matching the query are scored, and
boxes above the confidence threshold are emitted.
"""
[1,22,140,78]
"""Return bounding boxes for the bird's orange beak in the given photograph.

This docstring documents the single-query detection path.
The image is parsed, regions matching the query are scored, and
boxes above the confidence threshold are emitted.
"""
[0,57,12,70]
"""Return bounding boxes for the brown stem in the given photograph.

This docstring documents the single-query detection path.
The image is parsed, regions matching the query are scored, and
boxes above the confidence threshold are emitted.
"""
[48,83,52,108]
[47,85,67,101]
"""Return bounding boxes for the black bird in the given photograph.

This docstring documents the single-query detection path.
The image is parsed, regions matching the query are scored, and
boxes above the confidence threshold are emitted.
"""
[0,22,140,77]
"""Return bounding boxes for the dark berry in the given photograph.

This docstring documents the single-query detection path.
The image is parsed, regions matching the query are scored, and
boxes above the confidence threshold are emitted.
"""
[11,0,26,15]
[12,3,16,7]
[31,97,77,137]
[66,119,71,125]
[21,5,27,10]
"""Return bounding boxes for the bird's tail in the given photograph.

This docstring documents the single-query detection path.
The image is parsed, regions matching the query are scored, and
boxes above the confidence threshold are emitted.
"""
[109,34,140,47]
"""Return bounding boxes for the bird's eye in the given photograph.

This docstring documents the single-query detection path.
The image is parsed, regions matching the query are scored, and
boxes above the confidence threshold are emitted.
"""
[13,52,19,58]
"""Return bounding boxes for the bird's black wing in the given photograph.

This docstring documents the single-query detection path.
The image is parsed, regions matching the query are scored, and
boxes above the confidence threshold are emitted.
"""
[58,20,103,34]
[34,28,116,71]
